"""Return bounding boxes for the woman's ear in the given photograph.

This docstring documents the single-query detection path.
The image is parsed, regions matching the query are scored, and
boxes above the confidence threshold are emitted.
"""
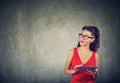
[91,38,95,43]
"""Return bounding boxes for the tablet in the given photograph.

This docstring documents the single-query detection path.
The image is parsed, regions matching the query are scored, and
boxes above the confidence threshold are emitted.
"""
[76,66,97,72]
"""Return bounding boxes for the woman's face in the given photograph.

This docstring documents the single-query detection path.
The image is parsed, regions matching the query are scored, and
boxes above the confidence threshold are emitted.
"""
[79,30,95,46]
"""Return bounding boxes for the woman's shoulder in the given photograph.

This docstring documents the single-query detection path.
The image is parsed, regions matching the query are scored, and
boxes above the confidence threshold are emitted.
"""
[67,47,77,56]
[94,51,99,58]
[68,47,77,53]
[96,53,99,57]
[68,48,74,54]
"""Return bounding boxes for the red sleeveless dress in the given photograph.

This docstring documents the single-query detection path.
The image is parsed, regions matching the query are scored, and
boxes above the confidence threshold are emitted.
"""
[70,48,96,83]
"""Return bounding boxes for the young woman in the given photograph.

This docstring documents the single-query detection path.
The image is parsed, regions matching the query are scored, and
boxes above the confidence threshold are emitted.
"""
[64,26,100,83]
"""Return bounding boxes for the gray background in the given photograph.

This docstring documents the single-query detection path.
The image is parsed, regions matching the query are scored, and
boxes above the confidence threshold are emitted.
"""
[0,0,120,83]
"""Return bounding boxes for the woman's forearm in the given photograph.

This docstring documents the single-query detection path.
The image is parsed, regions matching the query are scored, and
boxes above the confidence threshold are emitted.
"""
[64,69,75,75]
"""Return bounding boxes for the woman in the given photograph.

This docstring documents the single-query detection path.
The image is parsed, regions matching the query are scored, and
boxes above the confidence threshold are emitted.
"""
[64,26,100,83]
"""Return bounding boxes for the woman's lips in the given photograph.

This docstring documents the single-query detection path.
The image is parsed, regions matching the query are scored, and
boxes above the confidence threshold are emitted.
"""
[80,40,84,43]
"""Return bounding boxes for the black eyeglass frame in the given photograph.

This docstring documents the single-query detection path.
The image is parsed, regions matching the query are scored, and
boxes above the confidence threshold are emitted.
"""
[78,33,94,40]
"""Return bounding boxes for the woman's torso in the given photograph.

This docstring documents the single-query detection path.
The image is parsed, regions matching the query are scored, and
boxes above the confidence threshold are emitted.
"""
[70,47,96,83]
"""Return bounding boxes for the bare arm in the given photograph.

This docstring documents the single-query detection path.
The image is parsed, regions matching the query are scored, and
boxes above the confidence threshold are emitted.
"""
[87,53,100,79]
[95,53,100,76]
[64,49,75,75]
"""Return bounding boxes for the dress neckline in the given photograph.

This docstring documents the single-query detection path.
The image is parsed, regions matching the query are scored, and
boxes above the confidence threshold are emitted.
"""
[76,48,93,65]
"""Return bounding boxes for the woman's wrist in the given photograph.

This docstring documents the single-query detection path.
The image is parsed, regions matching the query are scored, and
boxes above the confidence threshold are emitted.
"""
[92,71,98,80]
[71,70,76,74]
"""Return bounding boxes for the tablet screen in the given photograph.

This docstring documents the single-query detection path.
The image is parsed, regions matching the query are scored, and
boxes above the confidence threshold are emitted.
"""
[76,66,97,72]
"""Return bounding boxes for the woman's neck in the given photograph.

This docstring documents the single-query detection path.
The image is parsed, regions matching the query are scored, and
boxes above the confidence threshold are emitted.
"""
[79,45,90,52]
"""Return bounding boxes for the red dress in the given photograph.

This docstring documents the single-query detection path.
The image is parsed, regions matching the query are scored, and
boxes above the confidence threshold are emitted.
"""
[70,48,96,83]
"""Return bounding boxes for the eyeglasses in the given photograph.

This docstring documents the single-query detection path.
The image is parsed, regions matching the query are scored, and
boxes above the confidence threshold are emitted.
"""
[78,33,94,40]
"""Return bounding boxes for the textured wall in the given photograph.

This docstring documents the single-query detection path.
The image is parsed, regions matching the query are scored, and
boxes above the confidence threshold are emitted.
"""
[0,0,120,83]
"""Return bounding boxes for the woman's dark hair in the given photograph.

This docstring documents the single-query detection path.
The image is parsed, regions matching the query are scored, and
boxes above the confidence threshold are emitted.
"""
[77,26,100,51]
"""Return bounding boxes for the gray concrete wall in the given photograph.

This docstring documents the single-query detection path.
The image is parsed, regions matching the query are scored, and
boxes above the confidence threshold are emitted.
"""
[0,0,120,83]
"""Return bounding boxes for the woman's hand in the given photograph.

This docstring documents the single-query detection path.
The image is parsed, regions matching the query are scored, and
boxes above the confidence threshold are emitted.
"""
[87,70,98,80]
[73,64,83,73]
